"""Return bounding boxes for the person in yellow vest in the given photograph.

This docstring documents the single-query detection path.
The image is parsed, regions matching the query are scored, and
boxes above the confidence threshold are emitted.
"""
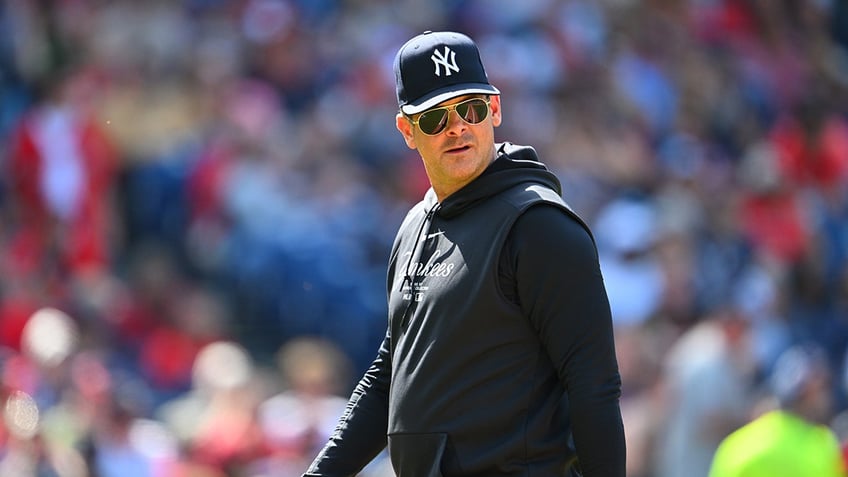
[709,344,846,477]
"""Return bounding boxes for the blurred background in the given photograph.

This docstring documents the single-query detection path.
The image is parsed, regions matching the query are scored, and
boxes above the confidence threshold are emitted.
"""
[1,0,848,476]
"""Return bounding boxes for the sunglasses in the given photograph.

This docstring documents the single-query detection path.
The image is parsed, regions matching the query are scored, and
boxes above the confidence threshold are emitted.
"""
[407,97,491,136]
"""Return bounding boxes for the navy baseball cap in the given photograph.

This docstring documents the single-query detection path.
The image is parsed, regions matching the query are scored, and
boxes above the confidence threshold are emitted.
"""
[394,31,500,115]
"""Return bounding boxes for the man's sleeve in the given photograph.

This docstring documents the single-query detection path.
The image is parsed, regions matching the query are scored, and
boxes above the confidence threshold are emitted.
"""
[506,204,626,477]
[303,331,392,477]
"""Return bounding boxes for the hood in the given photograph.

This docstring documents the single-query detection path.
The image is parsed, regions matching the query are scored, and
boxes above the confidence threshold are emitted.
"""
[425,142,563,219]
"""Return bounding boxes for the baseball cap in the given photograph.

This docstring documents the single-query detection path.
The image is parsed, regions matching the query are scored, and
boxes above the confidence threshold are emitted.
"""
[394,31,500,115]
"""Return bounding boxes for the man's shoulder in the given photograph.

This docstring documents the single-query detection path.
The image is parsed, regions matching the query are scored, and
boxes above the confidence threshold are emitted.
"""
[500,182,593,243]
[499,181,566,208]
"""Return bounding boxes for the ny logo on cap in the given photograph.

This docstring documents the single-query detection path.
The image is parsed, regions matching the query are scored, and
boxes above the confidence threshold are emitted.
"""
[431,46,460,77]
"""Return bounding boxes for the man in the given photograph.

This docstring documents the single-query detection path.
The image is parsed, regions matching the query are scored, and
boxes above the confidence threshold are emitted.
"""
[655,312,755,477]
[709,344,846,477]
[304,30,625,477]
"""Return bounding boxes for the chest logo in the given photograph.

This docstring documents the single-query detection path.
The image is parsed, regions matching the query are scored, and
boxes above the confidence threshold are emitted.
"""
[398,248,456,302]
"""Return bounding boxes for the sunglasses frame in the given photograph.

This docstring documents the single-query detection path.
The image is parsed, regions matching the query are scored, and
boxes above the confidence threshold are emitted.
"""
[405,97,492,136]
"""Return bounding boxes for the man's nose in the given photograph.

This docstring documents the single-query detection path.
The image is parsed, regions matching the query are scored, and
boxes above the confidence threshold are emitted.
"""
[443,109,467,135]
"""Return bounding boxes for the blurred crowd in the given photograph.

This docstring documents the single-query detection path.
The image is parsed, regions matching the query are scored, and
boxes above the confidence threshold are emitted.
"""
[1,0,848,476]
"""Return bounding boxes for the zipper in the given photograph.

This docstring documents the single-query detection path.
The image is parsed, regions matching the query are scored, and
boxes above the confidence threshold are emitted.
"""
[399,202,439,330]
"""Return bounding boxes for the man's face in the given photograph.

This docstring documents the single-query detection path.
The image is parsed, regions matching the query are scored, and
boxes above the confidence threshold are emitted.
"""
[803,368,834,424]
[396,94,502,200]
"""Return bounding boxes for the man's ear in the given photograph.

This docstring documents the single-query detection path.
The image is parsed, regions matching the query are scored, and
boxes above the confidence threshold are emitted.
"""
[490,95,502,128]
[396,113,417,150]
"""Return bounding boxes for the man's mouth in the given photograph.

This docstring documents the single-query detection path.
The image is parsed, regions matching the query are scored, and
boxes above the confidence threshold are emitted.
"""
[446,145,471,154]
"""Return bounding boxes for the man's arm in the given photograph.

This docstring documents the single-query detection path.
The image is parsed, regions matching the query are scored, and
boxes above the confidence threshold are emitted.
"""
[505,204,626,477]
[304,332,392,477]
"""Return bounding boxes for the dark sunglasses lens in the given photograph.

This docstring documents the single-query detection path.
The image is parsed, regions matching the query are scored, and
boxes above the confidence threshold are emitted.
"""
[418,108,449,135]
[457,99,489,124]
[416,99,489,135]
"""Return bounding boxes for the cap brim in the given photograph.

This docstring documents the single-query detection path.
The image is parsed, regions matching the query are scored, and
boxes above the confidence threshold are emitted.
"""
[401,83,500,115]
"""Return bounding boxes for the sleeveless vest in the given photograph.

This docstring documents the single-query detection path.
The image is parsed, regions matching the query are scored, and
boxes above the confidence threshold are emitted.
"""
[384,181,589,476]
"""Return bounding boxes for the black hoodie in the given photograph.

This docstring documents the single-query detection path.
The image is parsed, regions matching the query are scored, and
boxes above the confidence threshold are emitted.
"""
[305,143,625,477]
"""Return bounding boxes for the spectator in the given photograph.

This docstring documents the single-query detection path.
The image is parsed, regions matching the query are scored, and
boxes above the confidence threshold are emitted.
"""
[655,311,757,477]
[709,344,845,477]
